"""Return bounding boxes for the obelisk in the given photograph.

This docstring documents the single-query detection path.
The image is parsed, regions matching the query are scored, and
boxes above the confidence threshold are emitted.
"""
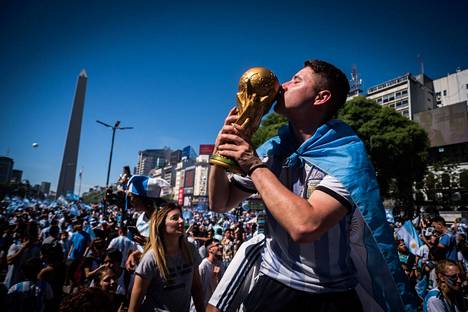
[56,69,87,198]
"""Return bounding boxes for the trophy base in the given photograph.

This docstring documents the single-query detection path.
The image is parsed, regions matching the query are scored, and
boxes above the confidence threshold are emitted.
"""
[209,155,243,174]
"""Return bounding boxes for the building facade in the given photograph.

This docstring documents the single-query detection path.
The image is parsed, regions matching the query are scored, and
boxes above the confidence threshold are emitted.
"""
[10,169,22,184]
[0,157,14,184]
[40,182,51,194]
[193,155,210,209]
[136,148,172,175]
[366,73,436,119]
[433,68,468,107]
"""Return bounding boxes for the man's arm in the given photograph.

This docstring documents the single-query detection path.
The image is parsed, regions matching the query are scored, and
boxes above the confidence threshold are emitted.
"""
[436,234,448,250]
[250,167,348,242]
[208,108,251,212]
[217,124,348,243]
[208,165,251,212]
[191,268,205,312]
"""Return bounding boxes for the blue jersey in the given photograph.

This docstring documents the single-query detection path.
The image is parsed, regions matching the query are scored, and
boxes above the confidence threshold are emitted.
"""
[439,233,458,262]
[68,231,91,260]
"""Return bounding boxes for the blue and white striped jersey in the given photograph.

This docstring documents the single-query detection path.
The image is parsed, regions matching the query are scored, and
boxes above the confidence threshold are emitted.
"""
[231,159,357,293]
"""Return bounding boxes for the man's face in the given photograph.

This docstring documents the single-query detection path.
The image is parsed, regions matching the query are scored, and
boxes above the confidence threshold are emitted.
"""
[104,256,117,270]
[432,221,444,234]
[128,194,145,212]
[275,67,320,116]
[397,240,407,253]
[209,243,223,259]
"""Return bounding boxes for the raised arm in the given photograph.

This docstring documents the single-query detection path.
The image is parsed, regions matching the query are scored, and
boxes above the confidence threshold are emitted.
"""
[217,124,348,243]
[209,107,250,212]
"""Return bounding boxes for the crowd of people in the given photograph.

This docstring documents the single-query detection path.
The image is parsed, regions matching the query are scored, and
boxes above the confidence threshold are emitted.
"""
[0,179,260,312]
[1,59,467,312]
[1,191,467,311]
[393,216,468,311]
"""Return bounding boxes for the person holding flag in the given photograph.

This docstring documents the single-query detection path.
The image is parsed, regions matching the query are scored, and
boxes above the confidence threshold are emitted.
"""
[397,220,423,256]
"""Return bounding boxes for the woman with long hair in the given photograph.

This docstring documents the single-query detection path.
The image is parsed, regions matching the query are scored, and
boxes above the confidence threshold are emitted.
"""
[423,259,466,312]
[129,203,204,312]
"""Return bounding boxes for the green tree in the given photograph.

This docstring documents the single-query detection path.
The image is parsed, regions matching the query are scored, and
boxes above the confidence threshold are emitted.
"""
[338,96,430,211]
[252,112,287,148]
[82,189,104,204]
[250,96,430,215]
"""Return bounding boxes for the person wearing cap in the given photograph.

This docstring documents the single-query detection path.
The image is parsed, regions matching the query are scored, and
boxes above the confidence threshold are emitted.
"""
[125,175,171,270]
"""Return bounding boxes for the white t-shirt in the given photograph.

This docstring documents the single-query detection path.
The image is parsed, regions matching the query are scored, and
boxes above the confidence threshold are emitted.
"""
[136,212,150,238]
[108,235,138,268]
[135,245,201,312]
[417,244,430,262]
[198,258,225,306]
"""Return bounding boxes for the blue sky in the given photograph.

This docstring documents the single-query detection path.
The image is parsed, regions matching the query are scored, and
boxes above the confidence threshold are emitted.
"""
[1,0,467,194]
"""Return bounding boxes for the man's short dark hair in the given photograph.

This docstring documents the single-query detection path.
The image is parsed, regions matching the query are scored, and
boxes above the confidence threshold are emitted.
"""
[304,59,350,119]
[432,216,446,226]
[49,225,60,237]
[205,238,220,248]
[106,248,122,264]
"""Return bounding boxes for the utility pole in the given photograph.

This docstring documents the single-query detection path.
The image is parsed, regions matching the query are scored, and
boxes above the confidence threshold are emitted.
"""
[96,120,133,186]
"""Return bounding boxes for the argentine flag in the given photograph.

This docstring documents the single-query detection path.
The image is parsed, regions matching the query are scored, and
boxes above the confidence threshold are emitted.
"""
[397,220,422,255]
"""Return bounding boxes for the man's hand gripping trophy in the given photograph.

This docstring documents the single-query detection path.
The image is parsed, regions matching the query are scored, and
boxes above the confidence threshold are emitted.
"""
[210,67,280,174]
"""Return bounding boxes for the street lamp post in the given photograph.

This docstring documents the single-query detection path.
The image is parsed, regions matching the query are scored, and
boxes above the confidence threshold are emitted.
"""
[96,120,133,186]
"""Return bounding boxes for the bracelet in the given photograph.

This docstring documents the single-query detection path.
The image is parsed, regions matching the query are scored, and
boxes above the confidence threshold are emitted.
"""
[248,162,268,176]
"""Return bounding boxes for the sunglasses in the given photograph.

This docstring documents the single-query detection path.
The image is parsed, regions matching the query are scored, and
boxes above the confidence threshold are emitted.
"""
[443,273,464,281]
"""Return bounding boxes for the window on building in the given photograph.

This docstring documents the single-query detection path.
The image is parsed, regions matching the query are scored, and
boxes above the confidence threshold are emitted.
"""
[443,90,447,96]
[466,84,468,89]
[402,90,408,96]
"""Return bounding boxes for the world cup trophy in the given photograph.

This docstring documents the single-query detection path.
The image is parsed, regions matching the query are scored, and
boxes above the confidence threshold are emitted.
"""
[210,67,281,174]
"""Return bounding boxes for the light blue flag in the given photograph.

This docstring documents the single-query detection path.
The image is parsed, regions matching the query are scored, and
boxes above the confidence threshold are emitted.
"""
[257,120,418,312]
[397,220,423,255]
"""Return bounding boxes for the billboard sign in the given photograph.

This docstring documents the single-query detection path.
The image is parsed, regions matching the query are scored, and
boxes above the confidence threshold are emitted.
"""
[199,144,215,155]
[413,102,468,147]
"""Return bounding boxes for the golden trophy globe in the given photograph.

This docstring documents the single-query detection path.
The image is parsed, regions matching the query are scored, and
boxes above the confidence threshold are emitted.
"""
[210,67,281,174]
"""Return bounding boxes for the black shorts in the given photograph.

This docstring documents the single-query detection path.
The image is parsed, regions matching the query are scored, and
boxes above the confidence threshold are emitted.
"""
[243,275,363,312]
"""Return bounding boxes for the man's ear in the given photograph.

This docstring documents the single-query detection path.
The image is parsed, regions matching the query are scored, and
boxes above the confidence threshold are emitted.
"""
[313,90,332,106]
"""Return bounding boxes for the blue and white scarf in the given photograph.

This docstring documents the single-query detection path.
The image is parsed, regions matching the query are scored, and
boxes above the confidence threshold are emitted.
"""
[256,119,418,312]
